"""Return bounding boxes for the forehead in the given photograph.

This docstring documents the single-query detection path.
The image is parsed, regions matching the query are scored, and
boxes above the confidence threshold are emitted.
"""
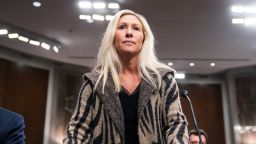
[190,134,200,140]
[190,134,206,143]
[118,14,142,26]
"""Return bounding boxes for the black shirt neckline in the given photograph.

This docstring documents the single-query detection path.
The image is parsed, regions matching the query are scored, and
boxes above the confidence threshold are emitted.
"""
[121,82,141,96]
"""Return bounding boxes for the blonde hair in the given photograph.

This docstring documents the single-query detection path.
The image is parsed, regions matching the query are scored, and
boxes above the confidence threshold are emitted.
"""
[93,9,173,93]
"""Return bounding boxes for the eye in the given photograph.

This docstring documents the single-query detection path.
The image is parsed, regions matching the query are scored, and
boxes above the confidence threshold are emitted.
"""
[118,25,127,30]
[133,26,142,31]
[134,27,140,31]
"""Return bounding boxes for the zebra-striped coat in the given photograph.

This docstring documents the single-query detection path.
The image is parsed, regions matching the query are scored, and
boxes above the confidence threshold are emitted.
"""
[64,69,188,144]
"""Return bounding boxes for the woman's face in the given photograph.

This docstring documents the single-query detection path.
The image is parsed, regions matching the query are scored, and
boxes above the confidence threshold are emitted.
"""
[114,14,144,57]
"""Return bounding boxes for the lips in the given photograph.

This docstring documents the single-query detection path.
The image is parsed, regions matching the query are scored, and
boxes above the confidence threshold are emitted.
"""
[122,40,135,44]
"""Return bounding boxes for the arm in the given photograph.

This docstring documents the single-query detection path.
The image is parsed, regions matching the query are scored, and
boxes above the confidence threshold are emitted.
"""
[63,78,95,144]
[7,114,25,144]
[162,72,189,144]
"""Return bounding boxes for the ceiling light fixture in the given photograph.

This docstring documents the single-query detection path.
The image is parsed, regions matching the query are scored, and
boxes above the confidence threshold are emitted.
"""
[41,42,50,50]
[108,3,120,9]
[232,18,244,24]
[79,15,92,20]
[86,19,94,23]
[231,6,244,13]
[29,40,40,46]
[1,21,61,53]
[78,1,120,23]
[53,46,59,53]
[168,62,173,66]
[105,15,114,21]
[8,33,19,39]
[189,62,195,67]
[18,36,29,42]
[231,5,256,26]
[78,1,92,9]
[93,2,106,9]
[92,14,105,21]
[33,1,42,7]
[0,29,8,35]
[175,73,186,79]
[231,6,256,13]
[210,63,216,67]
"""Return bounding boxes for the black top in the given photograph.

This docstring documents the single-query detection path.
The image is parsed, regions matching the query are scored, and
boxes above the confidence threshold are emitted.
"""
[119,84,140,144]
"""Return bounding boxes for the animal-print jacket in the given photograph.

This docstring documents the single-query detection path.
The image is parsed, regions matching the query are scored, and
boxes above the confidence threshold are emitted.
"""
[64,69,188,144]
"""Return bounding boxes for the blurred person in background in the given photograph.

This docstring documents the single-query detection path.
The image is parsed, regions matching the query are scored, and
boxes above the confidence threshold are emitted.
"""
[189,129,208,144]
[0,107,25,144]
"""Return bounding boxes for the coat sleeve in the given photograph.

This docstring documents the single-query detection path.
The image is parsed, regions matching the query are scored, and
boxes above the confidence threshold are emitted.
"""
[63,77,95,144]
[161,72,189,144]
[0,111,25,144]
[8,114,25,144]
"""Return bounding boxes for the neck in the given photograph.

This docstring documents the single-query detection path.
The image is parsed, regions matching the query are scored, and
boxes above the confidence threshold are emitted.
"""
[120,55,139,75]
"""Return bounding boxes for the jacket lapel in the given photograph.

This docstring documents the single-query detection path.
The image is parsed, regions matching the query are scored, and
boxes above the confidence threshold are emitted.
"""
[85,72,125,141]
[100,77,125,140]
[137,78,157,119]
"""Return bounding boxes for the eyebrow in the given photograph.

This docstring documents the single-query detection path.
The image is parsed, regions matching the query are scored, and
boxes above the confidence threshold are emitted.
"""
[118,22,142,27]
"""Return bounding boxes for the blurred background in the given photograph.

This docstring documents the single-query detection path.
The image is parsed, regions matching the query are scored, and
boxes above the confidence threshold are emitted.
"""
[0,0,256,143]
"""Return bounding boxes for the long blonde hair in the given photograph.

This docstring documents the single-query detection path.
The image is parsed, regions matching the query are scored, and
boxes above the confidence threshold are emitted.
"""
[93,9,173,93]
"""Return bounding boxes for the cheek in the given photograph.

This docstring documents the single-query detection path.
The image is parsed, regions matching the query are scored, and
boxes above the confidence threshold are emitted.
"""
[138,34,144,46]
[116,30,123,38]
[114,32,120,47]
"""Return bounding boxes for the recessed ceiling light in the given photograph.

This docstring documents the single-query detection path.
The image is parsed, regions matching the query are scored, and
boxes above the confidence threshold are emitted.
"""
[0,29,8,35]
[189,62,195,67]
[78,1,92,9]
[93,2,106,9]
[29,40,40,46]
[108,3,120,9]
[231,6,243,13]
[175,73,185,79]
[53,46,59,53]
[232,18,244,24]
[92,14,105,21]
[41,42,50,50]
[33,1,41,7]
[105,15,114,21]
[86,19,94,23]
[168,62,173,66]
[8,33,19,39]
[18,36,29,42]
[231,6,256,14]
[210,63,216,67]
[79,15,92,20]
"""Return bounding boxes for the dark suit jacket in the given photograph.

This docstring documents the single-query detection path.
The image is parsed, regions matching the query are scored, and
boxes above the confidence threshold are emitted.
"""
[0,107,25,144]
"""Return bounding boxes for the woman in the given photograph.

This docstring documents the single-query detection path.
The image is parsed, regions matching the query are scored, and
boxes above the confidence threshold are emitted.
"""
[64,9,188,143]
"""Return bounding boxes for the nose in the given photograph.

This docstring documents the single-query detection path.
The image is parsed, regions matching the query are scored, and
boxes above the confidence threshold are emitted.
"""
[125,27,133,37]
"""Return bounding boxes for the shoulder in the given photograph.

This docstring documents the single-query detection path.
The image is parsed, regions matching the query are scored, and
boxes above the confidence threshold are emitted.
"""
[0,108,25,140]
[83,71,100,85]
[157,68,178,88]
[158,68,175,78]
[0,108,24,124]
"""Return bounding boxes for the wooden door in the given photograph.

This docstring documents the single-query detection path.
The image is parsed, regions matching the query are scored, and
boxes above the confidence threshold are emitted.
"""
[0,58,49,144]
[179,83,225,144]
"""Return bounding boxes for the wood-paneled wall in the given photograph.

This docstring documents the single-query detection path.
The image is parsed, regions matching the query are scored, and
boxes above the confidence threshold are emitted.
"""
[179,83,225,144]
[0,58,49,144]
[235,75,256,126]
